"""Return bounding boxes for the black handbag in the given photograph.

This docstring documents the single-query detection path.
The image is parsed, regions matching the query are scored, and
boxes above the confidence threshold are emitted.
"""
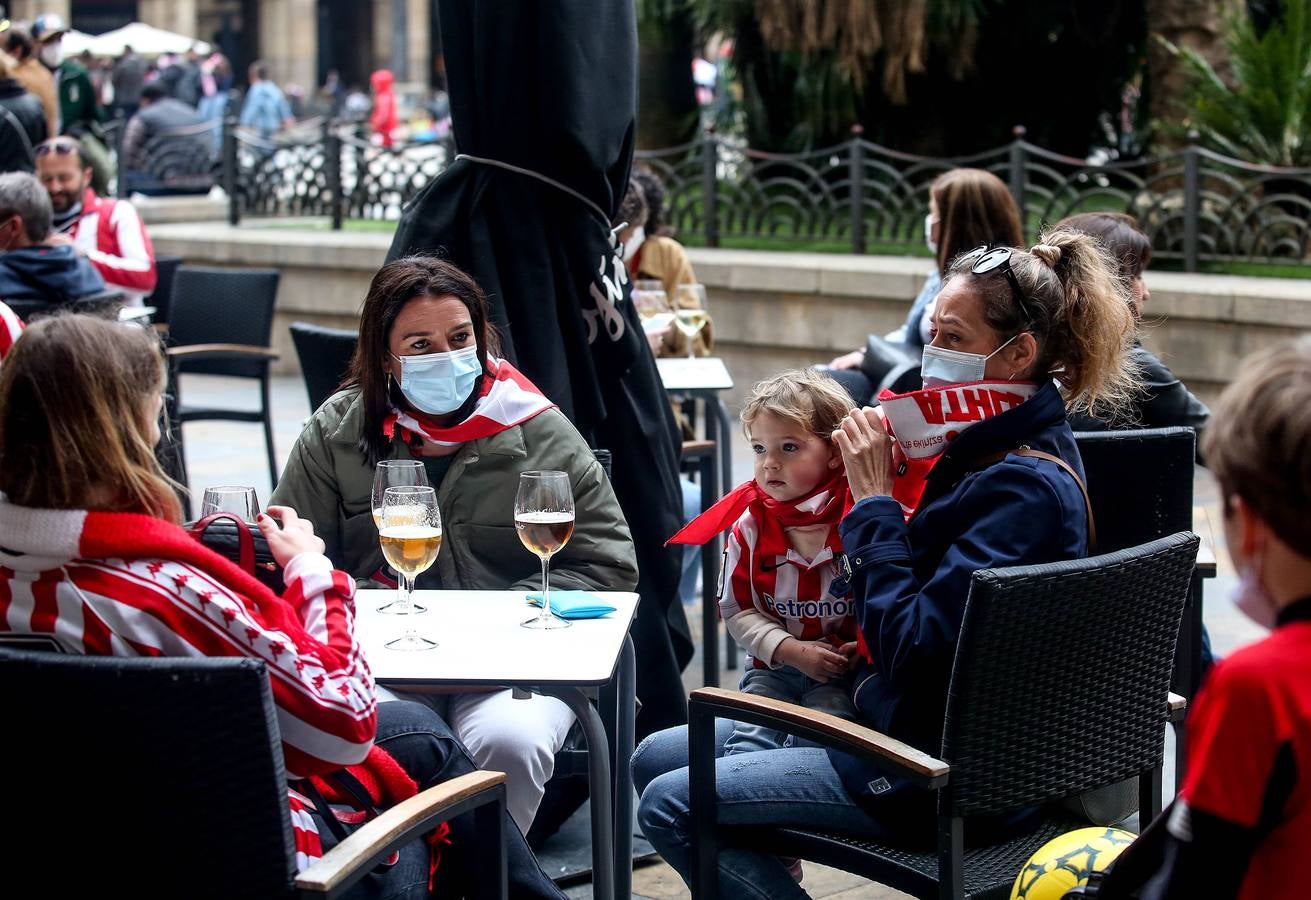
[187,512,286,594]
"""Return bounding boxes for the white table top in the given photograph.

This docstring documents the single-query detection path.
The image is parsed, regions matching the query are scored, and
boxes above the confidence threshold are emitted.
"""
[117,305,156,322]
[656,356,734,392]
[355,590,639,686]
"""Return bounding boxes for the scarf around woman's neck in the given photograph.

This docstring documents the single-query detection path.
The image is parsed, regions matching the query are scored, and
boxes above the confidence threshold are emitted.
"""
[383,356,556,448]
[878,379,1038,518]
[668,471,851,558]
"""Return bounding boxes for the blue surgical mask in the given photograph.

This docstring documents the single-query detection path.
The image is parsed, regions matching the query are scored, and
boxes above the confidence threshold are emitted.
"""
[921,333,1020,389]
[392,345,481,415]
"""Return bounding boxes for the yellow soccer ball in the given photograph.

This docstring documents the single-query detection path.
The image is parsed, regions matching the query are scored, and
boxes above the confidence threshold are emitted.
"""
[1010,827,1135,900]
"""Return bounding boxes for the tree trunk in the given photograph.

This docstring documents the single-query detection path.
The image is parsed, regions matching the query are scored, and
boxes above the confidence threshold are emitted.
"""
[1145,0,1244,138]
[636,8,698,149]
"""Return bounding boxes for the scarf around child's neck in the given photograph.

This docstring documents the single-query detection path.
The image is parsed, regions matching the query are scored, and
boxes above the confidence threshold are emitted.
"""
[878,379,1038,519]
[668,471,851,558]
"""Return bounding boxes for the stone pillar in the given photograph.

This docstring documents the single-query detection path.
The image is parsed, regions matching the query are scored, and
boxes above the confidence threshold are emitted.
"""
[138,0,201,40]
[259,0,316,92]
[10,0,70,25]
[407,0,429,85]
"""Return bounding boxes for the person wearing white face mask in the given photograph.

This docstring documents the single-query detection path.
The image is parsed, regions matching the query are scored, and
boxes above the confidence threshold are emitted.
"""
[30,14,112,195]
[1086,337,1311,900]
[272,256,638,837]
[825,168,1023,406]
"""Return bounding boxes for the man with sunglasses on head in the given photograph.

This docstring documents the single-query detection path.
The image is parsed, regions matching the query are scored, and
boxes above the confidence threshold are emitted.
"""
[36,136,156,306]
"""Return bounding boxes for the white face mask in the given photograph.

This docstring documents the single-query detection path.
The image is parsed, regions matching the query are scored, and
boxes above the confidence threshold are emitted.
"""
[924,214,938,254]
[921,333,1020,388]
[1232,546,1278,630]
[391,344,481,416]
[40,42,64,68]
[622,226,645,263]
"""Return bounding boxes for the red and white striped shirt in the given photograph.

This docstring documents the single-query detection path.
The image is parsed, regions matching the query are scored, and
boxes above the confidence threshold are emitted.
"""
[719,504,857,670]
[62,188,157,306]
[0,503,377,869]
[0,301,22,360]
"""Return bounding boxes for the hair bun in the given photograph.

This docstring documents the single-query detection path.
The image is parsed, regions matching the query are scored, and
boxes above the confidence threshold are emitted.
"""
[1031,243,1062,268]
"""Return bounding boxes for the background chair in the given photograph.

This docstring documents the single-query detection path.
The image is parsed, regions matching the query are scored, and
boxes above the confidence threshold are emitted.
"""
[167,266,281,486]
[290,322,359,412]
[0,648,509,899]
[690,532,1199,900]
[147,254,184,330]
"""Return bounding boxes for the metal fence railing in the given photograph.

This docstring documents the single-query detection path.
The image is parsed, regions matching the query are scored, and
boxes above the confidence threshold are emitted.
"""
[179,117,1310,271]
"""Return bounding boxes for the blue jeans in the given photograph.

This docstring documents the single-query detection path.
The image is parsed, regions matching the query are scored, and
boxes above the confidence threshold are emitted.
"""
[317,700,566,899]
[679,477,701,604]
[724,665,856,755]
[633,722,910,899]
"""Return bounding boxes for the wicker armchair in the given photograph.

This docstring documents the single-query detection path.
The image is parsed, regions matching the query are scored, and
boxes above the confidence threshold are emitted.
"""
[690,532,1199,900]
[0,648,509,899]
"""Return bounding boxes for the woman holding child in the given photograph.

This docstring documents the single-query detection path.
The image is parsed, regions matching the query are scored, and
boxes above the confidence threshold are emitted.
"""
[635,227,1137,897]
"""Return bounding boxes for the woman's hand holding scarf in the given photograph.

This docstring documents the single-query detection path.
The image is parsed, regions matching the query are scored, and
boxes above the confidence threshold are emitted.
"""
[833,407,896,501]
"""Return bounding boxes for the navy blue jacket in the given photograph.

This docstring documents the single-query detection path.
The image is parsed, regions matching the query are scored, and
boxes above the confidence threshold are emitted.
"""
[829,381,1090,815]
[0,245,106,305]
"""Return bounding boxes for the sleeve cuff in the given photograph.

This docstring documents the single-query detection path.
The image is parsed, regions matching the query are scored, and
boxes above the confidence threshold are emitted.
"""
[281,552,335,587]
[758,629,791,669]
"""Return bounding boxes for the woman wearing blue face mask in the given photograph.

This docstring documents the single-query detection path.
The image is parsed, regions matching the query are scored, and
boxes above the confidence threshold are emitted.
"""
[273,255,638,838]
[634,229,1138,896]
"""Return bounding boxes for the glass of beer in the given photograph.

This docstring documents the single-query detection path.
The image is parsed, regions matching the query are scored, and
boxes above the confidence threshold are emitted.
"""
[672,284,709,358]
[377,487,442,652]
[515,471,575,630]
[371,460,429,528]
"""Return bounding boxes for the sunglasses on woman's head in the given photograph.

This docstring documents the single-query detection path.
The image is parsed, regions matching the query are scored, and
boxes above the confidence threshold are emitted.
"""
[961,244,1036,326]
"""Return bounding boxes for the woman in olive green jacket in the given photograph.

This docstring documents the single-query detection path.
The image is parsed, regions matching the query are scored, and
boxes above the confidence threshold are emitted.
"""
[271,257,637,832]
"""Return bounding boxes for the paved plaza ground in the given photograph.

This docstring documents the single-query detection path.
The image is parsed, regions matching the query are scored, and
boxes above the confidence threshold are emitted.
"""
[180,373,1256,899]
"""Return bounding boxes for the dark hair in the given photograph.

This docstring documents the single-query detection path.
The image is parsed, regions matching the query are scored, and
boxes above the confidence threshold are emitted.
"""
[631,168,670,236]
[0,314,179,522]
[931,168,1024,274]
[140,82,167,102]
[250,60,269,81]
[616,179,647,231]
[945,227,1136,415]
[346,256,500,464]
[4,28,33,60]
[1202,336,1311,558]
[1056,212,1153,280]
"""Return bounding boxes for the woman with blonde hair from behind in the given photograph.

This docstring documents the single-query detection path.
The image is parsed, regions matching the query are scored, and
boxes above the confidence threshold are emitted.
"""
[635,228,1136,897]
[0,314,568,898]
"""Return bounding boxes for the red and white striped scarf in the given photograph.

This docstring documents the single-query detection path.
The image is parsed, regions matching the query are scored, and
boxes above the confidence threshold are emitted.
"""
[667,471,851,555]
[877,379,1038,519]
[0,301,23,361]
[382,356,555,447]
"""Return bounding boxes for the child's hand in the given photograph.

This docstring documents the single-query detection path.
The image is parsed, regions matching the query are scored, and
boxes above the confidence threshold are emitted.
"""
[837,641,861,660]
[777,638,849,683]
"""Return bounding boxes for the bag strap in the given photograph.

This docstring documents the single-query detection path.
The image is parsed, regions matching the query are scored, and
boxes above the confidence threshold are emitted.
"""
[188,512,255,574]
[969,446,1098,552]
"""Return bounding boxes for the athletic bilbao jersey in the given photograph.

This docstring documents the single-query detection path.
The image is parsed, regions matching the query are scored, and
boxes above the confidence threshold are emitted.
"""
[1174,596,1311,899]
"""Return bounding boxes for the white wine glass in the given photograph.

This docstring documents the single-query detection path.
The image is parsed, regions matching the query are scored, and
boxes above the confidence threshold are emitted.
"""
[372,459,429,528]
[672,283,709,359]
[516,471,575,630]
[201,486,260,522]
[378,485,441,650]
[631,280,670,321]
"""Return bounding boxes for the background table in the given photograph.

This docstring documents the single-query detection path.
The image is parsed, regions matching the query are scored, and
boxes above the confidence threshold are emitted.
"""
[657,357,737,685]
[356,590,638,900]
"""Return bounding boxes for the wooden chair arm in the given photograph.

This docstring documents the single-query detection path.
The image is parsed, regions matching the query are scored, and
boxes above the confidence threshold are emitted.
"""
[681,439,716,459]
[1168,692,1187,724]
[167,343,281,362]
[294,770,506,896]
[690,687,950,787]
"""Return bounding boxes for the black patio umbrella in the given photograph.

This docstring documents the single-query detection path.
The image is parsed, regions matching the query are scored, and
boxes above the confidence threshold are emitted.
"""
[387,0,693,739]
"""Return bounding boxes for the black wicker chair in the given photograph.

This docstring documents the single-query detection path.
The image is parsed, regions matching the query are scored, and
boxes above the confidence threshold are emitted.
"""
[290,322,359,412]
[147,254,184,329]
[0,647,509,899]
[167,266,281,486]
[690,533,1199,900]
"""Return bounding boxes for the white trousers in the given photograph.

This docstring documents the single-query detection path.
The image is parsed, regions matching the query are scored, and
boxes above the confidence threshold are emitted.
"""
[378,686,575,833]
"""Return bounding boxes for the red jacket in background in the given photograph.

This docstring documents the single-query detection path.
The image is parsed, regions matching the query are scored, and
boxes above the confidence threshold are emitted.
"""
[369,69,398,148]
[64,187,157,306]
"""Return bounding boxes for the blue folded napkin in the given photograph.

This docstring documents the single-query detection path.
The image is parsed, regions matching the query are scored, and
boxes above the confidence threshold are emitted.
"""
[526,590,616,619]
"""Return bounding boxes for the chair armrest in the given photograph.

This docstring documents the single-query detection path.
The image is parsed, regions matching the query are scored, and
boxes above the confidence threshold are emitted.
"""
[168,343,281,362]
[1168,692,1187,724]
[294,770,506,896]
[682,439,716,459]
[1192,506,1217,577]
[690,687,950,788]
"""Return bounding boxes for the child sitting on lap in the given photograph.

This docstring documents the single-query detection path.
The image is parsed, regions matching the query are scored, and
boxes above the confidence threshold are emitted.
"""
[670,368,859,754]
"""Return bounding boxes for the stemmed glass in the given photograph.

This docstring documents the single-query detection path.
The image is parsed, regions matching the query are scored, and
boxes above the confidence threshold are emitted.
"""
[672,283,709,359]
[372,459,429,527]
[201,486,260,522]
[515,471,575,630]
[632,279,670,321]
[378,485,441,650]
